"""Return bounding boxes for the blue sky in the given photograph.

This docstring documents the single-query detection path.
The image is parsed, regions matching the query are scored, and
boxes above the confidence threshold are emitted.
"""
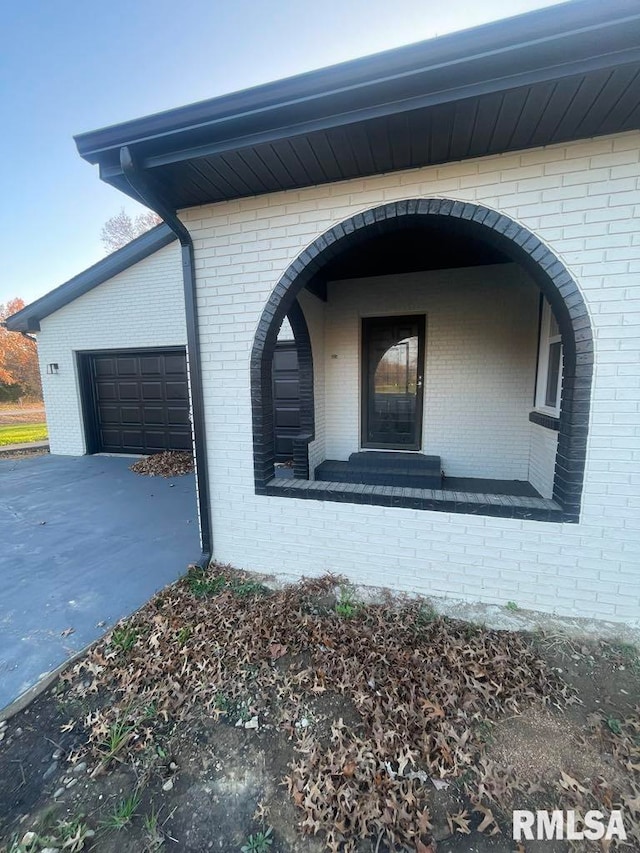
[1,0,566,306]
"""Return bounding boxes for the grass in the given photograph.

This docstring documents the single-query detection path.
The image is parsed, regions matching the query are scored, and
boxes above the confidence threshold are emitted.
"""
[176,626,192,646]
[98,717,134,764]
[241,827,273,853]
[228,577,269,598]
[186,567,227,598]
[214,691,251,724]
[0,423,48,446]
[186,567,268,599]
[100,791,141,831]
[606,716,623,735]
[415,602,437,629]
[111,625,138,653]
[143,804,164,849]
[335,585,362,618]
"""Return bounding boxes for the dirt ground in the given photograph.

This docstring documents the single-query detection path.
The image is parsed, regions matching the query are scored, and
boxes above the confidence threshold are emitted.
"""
[0,568,638,853]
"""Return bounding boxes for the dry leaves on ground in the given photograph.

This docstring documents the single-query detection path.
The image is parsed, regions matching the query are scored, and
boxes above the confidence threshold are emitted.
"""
[129,450,194,477]
[61,566,636,851]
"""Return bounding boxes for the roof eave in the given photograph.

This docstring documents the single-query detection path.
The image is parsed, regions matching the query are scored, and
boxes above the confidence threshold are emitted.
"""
[74,0,640,168]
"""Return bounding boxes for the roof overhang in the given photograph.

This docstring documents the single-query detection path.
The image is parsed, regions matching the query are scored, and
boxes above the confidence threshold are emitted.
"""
[75,0,640,211]
[5,224,176,332]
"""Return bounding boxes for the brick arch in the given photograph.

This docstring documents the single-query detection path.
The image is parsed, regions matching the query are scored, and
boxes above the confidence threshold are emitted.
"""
[251,199,593,521]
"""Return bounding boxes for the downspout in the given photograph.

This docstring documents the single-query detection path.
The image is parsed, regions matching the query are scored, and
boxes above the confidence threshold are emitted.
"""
[119,146,212,569]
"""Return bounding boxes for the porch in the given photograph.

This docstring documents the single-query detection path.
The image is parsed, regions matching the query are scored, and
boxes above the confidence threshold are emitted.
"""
[253,200,585,523]
[272,257,561,519]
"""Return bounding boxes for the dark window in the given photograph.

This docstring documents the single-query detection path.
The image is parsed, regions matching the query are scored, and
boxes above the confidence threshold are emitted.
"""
[545,341,562,408]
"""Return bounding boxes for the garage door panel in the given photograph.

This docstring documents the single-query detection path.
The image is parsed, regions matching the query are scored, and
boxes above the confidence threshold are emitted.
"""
[274,378,299,399]
[95,358,116,377]
[144,431,168,450]
[140,356,162,375]
[88,350,190,454]
[120,430,145,449]
[166,381,189,401]
[116,357,138,376]
[275,407,300,429]
[165,355,187,375]
[275,435,294,456]
[168,432,192,450]
[120,406,143,425]
[141,381,164,400]
[100,428,122,447]
[96,382,117,401]
[98,404,120,425]
[273,349,298,371]
[143,406,166,425]
[117,382,140,401]
[167,407,190,425]
[272,342,301,463]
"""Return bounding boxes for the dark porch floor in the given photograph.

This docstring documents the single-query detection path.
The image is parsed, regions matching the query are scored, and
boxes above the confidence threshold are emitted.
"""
[275,465,541,498]
[442,477,541,498]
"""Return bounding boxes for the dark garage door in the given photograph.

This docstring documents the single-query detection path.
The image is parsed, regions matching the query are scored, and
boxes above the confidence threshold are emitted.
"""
[83,349,191,454]
[273,342,300,461]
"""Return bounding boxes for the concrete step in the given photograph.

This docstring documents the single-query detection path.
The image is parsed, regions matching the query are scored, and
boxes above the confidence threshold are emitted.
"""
[315,453,442,489]
[348,451,441,473]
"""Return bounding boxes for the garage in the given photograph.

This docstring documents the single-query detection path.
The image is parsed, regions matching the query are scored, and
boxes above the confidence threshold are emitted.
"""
[79,348,191,454]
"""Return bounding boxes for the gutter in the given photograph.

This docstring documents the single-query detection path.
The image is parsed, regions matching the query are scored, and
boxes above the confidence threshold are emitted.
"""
[75,0,640,168]
[119,145,212,569]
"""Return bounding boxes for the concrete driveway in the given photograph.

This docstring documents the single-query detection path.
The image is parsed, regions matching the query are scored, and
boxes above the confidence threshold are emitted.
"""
[0,454,199,711]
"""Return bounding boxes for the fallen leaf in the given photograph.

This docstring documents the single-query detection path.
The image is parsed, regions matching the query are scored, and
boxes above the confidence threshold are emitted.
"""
[447,810,471,835]
[269,642,288,660]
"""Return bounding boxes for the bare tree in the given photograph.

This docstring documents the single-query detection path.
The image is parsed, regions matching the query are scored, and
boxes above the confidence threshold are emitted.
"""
[101,208,162,253]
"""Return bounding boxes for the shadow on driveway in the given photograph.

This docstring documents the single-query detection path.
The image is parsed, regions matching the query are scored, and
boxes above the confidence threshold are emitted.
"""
[0,454,198,711]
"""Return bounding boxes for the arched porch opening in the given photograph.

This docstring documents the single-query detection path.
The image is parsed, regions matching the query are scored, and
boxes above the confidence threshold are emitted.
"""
[251,199,593,522]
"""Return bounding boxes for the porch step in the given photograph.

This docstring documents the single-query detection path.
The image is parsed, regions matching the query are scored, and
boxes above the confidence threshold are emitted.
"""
[315,452,442,489]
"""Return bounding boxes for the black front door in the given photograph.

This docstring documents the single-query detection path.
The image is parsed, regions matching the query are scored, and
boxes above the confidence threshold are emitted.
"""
[362,315,425,450]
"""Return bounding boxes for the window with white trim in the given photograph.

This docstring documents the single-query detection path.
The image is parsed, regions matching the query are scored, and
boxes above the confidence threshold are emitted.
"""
[535,299,563,417]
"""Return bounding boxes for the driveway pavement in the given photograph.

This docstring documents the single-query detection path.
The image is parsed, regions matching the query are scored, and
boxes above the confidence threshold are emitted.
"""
[0,454,199,711]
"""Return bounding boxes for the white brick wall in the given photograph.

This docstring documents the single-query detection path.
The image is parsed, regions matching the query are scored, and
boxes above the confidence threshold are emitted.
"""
[318,264,539,479]
[37,242,186,455]
[529,422,558,499]
[183,130,640,626]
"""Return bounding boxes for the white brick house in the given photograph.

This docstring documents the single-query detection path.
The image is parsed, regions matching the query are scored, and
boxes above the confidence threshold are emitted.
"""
[7,0,640,626]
